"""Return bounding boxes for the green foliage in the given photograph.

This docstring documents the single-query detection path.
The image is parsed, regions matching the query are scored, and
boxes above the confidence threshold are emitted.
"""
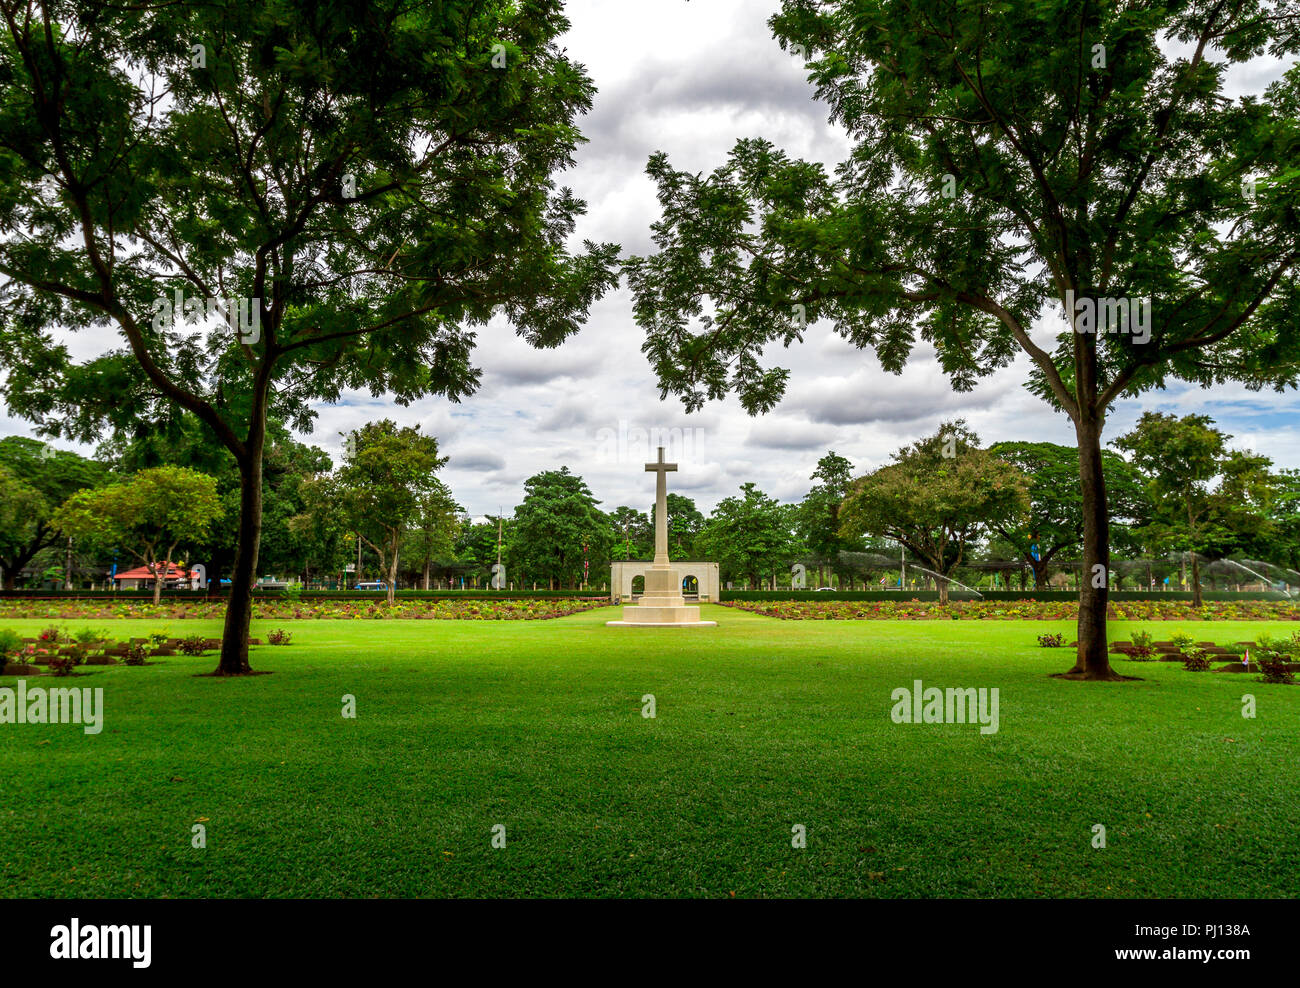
[625,0,1300,667]
[1115,412,1277,605]
[401,483,463,589]
[839,422,1029,601]
[178,636,210,656]
[51,465,223,603]
[0,0,619,666]
[988,441,1146,583]
[0,627,22,659]
[1256,652,1296,684]
[511,468,613,588]
[663,493,705,558]
[695,482,798,587]
[0,438,102,588]
[796,451,865,579]
[302,420,452,604]
[609,506,653,561]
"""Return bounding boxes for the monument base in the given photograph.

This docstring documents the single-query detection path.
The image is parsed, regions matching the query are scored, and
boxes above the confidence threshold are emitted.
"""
[606,597,717,627]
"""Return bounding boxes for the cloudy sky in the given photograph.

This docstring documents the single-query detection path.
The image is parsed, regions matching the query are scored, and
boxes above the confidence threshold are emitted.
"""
[3,0,1296,517]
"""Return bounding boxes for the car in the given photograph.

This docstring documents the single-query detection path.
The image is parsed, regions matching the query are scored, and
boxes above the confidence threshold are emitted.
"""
[354,581,389,591]
[814,586,837,592]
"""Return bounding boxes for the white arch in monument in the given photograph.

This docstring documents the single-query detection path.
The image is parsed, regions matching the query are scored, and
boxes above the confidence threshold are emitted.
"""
[609,560,719,603]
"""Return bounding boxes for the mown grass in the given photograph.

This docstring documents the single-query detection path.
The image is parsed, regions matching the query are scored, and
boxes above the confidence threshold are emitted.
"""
[2,605,1298,898]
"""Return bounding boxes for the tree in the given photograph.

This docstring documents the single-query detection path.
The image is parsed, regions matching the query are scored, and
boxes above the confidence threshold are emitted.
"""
[654,493,705,558]
[1114,412,1276,608]
[453,516,512,589]
[988,441,1145,590]
[403,481,463,590]
[326,421,448,606]
[797,451,860,587]
[1267,468,1300,572]
[287,480,352,589]
[625,1,1300,679]
[839,423,1029,604]
[0,438,102,589]
[51,466,223,604]
[609,506,652,560]
[696,482,797,589]
[512,468,612,589]
[0,467,45,587]
[0,2,619,674]
[104,413,331,588]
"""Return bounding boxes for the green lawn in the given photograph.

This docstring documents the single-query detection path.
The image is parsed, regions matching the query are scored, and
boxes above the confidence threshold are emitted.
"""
[3,604,1298,898]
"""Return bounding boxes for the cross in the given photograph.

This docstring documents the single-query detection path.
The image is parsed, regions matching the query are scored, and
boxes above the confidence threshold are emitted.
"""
[645,446,678,566]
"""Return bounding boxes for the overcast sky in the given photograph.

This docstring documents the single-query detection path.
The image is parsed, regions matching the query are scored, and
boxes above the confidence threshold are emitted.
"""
[2,0,1296,518]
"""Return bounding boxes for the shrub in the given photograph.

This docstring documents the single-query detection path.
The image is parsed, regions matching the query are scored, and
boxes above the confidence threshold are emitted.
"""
[1118,628,1154,660]
[0,627,23,660]
[1256,652,1295,685]
[1181,649,1211,672]
[178,636,209,656]
[1169,630,1195,649]
[37,625,63,644]
[267,628,293,646]
[148,631,169,646]
[1036,633,1065,648]
[74,627,109,645]
[123,642,148,666]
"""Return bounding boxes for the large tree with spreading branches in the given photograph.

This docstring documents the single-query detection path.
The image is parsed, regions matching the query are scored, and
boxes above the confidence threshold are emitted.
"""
[625,0,1300,679]
[0,0,619,673]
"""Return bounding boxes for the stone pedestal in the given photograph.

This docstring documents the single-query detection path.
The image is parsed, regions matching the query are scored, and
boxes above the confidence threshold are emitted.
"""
[606,566,716,627]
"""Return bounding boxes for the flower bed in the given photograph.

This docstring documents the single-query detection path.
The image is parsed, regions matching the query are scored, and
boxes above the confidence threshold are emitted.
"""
[721,599,1300,622]
[0,598,606,622]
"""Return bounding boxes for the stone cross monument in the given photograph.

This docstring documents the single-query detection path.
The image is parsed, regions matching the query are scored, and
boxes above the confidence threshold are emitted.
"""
[606,446,717,628]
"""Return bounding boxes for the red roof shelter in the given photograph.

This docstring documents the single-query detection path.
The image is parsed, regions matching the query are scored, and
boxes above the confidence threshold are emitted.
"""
[111,564,198,588]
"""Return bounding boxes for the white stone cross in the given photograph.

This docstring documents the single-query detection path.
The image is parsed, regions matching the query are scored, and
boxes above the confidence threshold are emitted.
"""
[645,446,678,566]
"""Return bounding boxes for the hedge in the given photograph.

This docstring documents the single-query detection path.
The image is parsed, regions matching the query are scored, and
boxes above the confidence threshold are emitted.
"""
[0,589,606,601]
[717,589,1291,603]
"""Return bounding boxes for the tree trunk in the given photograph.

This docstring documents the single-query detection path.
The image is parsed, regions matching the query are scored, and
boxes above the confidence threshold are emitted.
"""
[1191,554,1203,609]
[1031,558,1048,592]
[152,563,163,606]
[1066,417,1123,680]
[2,570,13,591]
[207,542,228,598]
[937,573,949,605]
[216,451,263,675]
[386,540,399,606]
